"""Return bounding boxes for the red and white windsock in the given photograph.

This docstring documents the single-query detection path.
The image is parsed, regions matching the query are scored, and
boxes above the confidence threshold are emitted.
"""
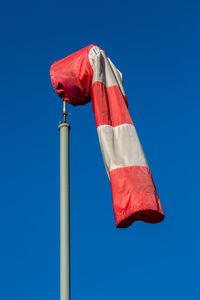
[50,45,164,228]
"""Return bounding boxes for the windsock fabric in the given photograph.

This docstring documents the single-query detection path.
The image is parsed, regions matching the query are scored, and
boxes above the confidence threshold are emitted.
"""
[50,45,164,228]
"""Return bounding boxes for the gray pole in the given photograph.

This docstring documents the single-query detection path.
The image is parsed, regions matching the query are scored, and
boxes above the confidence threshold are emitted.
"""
[58,101,71,300]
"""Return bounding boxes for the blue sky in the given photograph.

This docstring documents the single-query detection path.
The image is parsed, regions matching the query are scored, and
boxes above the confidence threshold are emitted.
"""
[0,0,200,299]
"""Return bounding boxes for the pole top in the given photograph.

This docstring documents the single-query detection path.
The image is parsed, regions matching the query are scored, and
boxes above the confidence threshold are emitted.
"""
[59,100,71,130]
[58,122,70,130]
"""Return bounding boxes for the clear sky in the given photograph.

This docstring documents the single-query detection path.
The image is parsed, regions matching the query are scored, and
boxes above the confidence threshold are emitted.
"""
[0,0,200,299]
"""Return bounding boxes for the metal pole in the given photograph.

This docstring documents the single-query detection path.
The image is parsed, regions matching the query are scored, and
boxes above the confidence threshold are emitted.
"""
[58,101,71,300]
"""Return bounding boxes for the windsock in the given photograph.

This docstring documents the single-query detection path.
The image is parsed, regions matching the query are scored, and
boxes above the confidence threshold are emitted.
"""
[50,45,164,228]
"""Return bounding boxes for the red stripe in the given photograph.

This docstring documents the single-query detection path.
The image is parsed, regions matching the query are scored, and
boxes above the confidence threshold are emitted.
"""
[91,82,133,127]
[110,166,164,228]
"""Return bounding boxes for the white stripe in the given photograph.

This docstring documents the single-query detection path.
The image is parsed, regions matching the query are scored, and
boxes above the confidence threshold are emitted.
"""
[88,46,125,95]
[97,124,148,174]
